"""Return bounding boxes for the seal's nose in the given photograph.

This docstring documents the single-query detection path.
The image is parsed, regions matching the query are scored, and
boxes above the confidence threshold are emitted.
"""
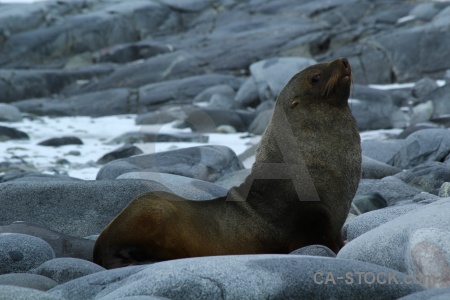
[339,57,350,71]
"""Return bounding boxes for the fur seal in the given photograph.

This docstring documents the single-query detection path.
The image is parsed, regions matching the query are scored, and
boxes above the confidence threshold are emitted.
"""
[93,58,361,269]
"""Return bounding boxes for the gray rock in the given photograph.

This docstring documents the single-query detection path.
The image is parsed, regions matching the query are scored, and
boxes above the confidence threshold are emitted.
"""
[0,273,58,291]
[409,3,440,21]
[0,222,94,262]
[349,85,396,130]
[362,155,401,179]
[397,123,441,139]
[234,77,259,108]
[389,129,450,169]
[248,109,273,135]
[108,132,208,145]
[0,104,22,122]
[430,84,450,119]
[214,169,251,189]
[96,145,244,182]
[48,255,423,299]
[249,57,316,101]
[362,139,406,164]
[160,0,212,12]
[406,228,450,289]
[413,77,439,99]
[1,67,114,103]
[97,145,143,165]
[183,108,255,133]
[350,192,388,215]
[193,85,235,106]
[135,105,198,125]
[14,88,137,117]
[0,126,29,141]
[0,233,55,275]
[0,285,65,300]
[356,177,423,205]
[289,245,336,258]
[2,172,81,183]
[0,180,170,237]
[117,172,228,200]
[394,162,450,194]
[344,203,425,242]
[38,136,83,147]
[32,258,105,284]
[338,198,450,273]
[398,288,450,300]
[0,2,176,69]
[93,40,172,64]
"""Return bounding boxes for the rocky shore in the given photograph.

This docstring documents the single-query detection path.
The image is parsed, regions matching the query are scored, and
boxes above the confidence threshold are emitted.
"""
[1,0,450,299]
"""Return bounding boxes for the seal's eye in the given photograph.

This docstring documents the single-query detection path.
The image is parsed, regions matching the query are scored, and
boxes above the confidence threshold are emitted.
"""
[312,75,321,84]
[290,101,299,109]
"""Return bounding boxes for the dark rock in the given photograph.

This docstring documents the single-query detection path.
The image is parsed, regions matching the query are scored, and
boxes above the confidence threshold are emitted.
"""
[38,136,83,147]
[395,162,450,194]
[108,132,209,145]
[0,233,55,275]
[389,129,450,169]
[362,155,401,179]
[350,192,388,215]
[0,180,171,237]
[0,222,94,262]
[97,144,143,165]
[96,145,244,182]
[31,258,105,284]
[0,2,177,69]
[48,255,423,299]
[117,172,228,200]
[184,108,255,133]
[0,273,58,291]
[289,245,336,258]
[248,109,273,135]
[362,139,407,164]
[0,125,29,141]
[0,67,114,103]
[14,88,137,117]
[356,177,423,205]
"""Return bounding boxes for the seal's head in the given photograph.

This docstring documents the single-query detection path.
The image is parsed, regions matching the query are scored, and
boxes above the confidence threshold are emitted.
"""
[280,57,352,111]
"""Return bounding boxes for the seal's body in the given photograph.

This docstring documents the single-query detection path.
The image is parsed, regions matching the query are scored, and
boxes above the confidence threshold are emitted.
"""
[94,58,361,269]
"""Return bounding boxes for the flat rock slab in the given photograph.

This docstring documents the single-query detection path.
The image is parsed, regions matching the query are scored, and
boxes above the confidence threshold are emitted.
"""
[48,255,423,300]
[0,179,170,237]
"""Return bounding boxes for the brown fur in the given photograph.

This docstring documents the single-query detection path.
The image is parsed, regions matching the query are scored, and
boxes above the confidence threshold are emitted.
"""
[93,58,362,269]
